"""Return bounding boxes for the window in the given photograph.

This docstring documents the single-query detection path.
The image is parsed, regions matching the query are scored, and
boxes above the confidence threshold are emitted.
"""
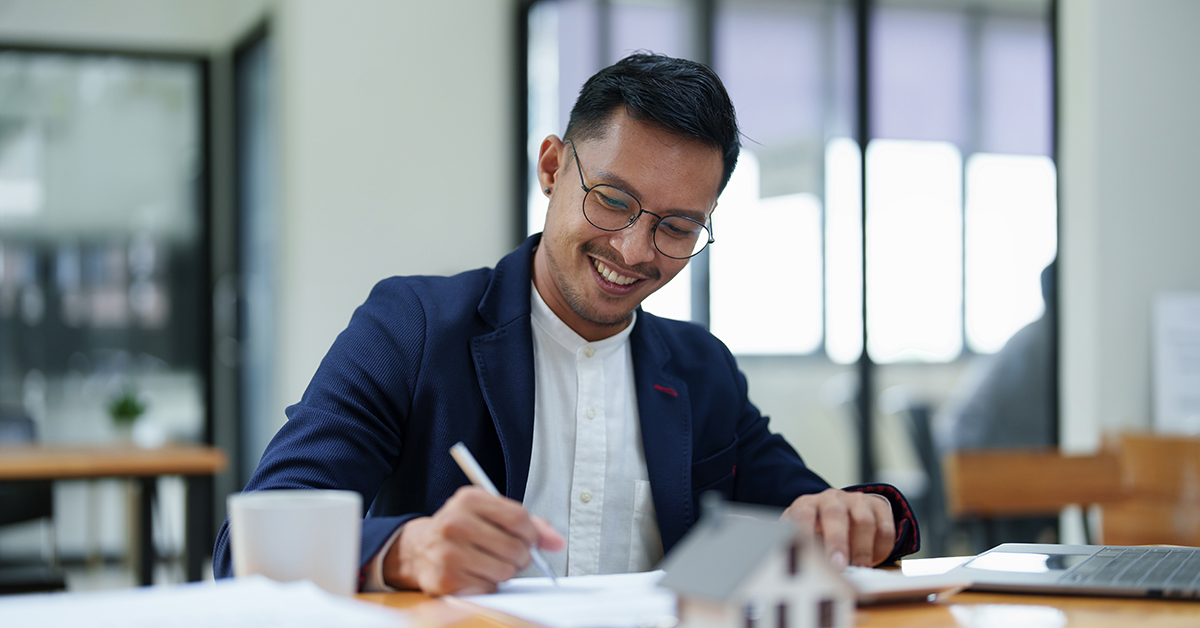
[0,49,208,441]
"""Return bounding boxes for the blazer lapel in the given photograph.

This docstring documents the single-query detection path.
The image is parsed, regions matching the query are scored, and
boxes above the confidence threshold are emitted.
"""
[471,235,541,502]
[630,313,694,554]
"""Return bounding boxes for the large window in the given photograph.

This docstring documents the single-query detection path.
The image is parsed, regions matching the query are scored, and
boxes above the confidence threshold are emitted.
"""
[0,50,207,442]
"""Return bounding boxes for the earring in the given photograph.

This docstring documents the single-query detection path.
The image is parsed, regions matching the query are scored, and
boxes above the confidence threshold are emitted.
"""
[544,188,551,195]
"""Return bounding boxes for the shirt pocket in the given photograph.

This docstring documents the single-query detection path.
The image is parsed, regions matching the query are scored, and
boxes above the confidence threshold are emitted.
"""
[628,480,663,572]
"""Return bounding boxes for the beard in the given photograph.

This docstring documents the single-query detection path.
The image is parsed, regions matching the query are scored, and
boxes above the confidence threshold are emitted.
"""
[547,240,661,328]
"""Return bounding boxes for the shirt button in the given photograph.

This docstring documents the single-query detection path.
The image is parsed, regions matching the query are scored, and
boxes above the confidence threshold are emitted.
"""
[586,408,596,420]
[584,345,596,358]
[580,492,592,504]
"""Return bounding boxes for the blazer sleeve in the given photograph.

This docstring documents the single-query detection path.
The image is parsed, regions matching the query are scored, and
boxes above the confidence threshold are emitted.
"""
[212,279,428,582]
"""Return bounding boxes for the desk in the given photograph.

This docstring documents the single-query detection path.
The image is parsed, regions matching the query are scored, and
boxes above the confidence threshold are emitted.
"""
[357,573,1200,628]
[0,443,227,586]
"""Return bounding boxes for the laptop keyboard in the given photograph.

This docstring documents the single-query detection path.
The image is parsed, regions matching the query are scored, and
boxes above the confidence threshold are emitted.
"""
[1061,547,1200,595]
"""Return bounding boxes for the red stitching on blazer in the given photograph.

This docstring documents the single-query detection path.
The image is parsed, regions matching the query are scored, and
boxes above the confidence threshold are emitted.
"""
[654,384,678,397]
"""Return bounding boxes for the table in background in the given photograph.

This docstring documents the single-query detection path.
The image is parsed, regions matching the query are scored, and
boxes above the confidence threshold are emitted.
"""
[0,443,227,586]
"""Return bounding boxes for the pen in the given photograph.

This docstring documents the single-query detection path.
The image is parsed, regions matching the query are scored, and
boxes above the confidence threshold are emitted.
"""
[449,441,559,585]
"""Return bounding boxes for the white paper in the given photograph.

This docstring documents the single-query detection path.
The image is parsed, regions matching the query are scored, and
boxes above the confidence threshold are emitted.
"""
[0,576,407,628]
[1154,293,1200,434]
[460,571,677,628]
[843,566,972,604]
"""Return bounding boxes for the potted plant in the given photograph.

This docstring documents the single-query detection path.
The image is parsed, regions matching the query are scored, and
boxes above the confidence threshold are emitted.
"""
[108,386,147,441]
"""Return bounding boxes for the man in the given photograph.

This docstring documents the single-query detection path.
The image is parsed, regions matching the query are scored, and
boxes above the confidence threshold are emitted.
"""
[214,53,918,596]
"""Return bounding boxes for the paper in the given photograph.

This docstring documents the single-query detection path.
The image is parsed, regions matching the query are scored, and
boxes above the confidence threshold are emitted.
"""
[843,565,971,604]
[0,576,407,628]
[460,571,677,628]
[1154,293,1200,434]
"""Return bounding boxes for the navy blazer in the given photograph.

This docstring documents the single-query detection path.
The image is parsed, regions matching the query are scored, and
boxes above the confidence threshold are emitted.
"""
[212,234,918,581]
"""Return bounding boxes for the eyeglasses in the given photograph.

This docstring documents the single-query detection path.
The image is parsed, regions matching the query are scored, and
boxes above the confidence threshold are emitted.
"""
[565,139,715,260]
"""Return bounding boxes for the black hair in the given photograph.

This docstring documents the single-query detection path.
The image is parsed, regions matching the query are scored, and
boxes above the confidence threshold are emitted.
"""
[564,52,741,193]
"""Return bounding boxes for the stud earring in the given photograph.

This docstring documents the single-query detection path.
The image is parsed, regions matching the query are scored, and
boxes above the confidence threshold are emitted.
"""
[544,188,551,195]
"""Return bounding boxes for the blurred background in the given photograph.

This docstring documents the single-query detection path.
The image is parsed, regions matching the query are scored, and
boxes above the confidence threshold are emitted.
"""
[0,0,1197,590]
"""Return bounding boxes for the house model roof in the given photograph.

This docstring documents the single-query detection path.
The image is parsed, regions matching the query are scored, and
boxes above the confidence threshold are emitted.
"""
[659,506,803,602]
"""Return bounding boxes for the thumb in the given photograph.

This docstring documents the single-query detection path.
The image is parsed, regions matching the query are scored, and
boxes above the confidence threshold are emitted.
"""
[531,516,566,552]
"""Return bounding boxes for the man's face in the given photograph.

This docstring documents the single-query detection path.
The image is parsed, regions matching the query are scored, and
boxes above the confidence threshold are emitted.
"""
[532,110,724,341]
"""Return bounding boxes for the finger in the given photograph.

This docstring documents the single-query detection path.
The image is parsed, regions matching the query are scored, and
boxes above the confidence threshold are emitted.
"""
[815,492,850,570]
[440,491,535,568]
[455,542,523,586]
[531,516,566,552]
[782,497,819,540]
[424,549,507,596]
[869,496,897,565]
[457,488,543,548]
[847,495,878,567]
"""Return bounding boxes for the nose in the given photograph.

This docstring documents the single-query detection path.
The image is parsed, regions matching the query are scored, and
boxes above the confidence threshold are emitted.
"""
[609,213,658,266]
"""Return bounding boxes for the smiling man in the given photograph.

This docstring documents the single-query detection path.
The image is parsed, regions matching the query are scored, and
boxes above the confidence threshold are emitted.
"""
[214,53,919,596]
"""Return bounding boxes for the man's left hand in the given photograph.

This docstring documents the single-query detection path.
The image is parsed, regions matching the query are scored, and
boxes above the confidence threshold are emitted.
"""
[781,488,895,570]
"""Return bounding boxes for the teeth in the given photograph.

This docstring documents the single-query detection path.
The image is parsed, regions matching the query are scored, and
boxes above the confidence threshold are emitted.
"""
[594,259,637,285]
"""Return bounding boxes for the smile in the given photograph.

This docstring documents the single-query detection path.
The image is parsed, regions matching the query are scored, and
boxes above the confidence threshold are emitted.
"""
[593,258,638,286]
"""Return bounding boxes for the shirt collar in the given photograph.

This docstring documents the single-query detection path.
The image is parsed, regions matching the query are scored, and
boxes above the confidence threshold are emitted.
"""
[530,282,636,357]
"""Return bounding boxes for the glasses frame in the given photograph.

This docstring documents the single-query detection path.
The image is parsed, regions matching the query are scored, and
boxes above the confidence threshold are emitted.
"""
[565,138,715,260]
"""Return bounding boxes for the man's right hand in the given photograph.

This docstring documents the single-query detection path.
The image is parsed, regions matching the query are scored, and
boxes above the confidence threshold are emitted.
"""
[383,486,565,595]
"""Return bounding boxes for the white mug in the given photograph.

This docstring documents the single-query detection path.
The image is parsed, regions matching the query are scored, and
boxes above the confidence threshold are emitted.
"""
[228,489,362,596]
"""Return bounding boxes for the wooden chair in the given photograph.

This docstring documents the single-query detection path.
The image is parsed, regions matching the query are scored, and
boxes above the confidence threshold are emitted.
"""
[943,432,1200,548]
[1100,433,1200,546]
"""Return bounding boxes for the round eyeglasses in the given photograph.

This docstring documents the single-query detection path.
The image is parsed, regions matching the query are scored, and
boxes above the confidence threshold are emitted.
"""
[566,139,715,259]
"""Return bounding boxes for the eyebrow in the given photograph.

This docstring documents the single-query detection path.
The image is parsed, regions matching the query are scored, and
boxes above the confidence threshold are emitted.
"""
[590,167,713,224]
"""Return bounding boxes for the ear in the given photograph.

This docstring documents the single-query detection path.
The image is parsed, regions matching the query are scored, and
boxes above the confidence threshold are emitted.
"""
[537,135,567,196]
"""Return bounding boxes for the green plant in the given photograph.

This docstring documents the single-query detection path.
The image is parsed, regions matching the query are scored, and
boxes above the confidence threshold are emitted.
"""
[108,387,147,426]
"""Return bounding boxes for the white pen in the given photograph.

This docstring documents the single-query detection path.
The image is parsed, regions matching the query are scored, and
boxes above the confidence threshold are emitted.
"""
[449,441,559,585]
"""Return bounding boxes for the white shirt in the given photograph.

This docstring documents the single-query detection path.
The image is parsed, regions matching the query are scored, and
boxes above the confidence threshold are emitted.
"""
[523,284,662,576]
[364,284,663,589]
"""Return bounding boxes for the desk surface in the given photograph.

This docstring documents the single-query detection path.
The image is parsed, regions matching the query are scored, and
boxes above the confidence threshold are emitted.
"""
[358,576,1200,628]
[0,443,228,479]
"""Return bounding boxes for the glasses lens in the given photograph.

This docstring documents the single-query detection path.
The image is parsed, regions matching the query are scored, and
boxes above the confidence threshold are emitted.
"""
[654,215,711,259]
[583,185,640,231]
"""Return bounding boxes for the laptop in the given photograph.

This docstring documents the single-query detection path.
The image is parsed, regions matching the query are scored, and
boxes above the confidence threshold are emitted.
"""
[946,543,1200,599]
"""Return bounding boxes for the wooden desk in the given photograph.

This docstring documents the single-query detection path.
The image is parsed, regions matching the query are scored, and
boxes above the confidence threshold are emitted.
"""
[0,443,227,586]
[357,572,1200,628]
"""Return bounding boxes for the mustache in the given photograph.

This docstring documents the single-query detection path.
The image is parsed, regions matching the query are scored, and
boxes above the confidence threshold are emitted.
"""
[582,242,662,281]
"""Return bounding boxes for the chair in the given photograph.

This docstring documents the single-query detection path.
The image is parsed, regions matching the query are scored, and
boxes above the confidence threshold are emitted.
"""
[943,432,1200,549]
[0,412,66,594]
[1099,432,1200,546]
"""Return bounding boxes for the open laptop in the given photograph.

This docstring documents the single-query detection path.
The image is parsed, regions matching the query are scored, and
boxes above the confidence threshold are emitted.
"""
[946,543,1200,599]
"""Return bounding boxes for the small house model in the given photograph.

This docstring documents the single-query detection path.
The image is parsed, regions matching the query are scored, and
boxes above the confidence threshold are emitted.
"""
[658,501,855,628]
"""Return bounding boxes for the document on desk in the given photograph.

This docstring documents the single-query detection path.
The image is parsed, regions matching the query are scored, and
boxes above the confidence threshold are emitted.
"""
[0,576,406,628]
[459,570,677,628]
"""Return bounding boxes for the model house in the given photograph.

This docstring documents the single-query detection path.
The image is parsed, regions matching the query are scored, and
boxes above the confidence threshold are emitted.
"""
[659,502,855,628]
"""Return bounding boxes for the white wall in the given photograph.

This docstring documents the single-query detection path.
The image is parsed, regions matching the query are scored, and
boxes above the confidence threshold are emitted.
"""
[1059,0,1200,451]
[271,0,515,431]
